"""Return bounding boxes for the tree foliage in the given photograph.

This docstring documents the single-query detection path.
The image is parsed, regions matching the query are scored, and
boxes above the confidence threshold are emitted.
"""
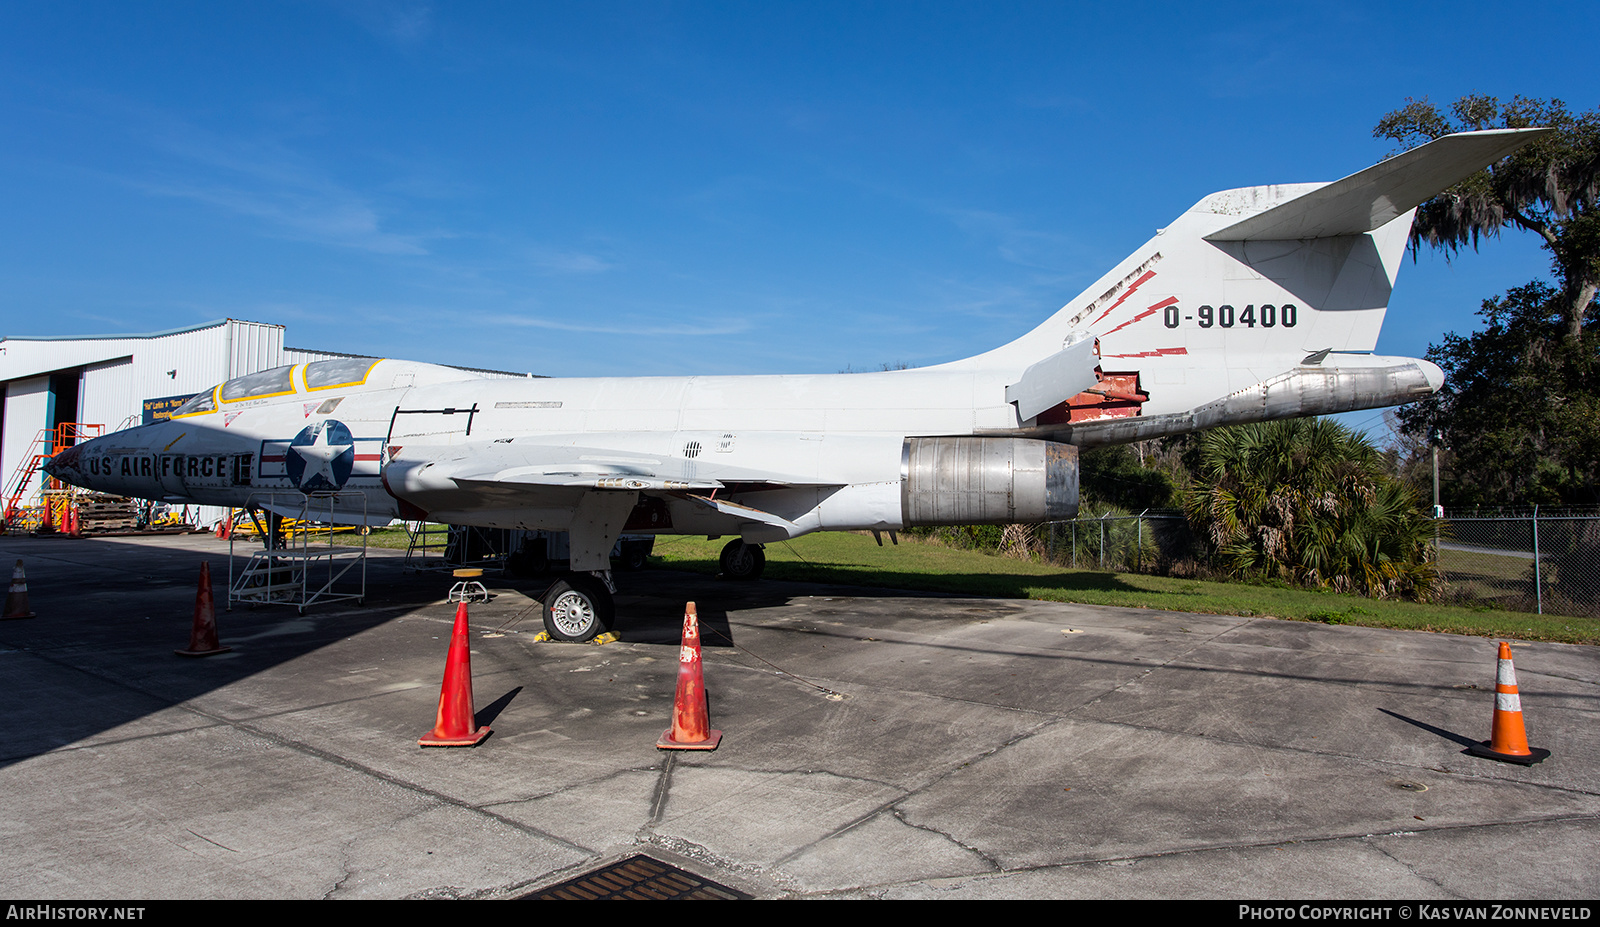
[1376,95,1600,505]
[1395,281,1599,504]
[1079,444,1177,510]
[1183,419,1439,600]
[1376,94,1600,339]
[1374,94,1600,340]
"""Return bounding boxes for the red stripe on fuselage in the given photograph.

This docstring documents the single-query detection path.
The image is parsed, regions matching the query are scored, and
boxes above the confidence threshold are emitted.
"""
[1090,270,1157,326]
[1102,296,1178,336]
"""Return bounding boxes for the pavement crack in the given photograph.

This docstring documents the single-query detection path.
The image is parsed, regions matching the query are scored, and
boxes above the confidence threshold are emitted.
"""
[173,700,597,857]
[890,806,1002,871]
[322,857,356,900]
[647,752,676,828]
[183,828,237,852]
[1363,833,1462,898]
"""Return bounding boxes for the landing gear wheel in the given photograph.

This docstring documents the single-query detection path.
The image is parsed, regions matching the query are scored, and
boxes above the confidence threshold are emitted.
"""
[509,539,550,578]
[719,539,766,580]
[618,541,650,572]
[541,575,616,642]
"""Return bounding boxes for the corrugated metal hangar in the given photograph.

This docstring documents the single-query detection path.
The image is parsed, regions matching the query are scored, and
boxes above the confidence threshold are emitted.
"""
[0,318,521,529]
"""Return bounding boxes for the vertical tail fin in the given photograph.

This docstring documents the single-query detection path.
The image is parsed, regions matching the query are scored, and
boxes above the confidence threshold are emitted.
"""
[958,129,1549,438]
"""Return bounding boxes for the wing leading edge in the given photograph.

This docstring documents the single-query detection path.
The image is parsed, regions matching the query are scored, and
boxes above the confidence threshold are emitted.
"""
[1205,128,1550,241]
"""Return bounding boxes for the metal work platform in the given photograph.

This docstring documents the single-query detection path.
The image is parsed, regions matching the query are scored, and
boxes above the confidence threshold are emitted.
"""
[402,521,519,575]
[227,491,368,614]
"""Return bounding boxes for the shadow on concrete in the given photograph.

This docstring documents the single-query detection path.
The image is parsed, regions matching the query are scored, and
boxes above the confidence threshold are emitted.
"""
[0,534,1012,773]
[654,556,1161,602]
[1377,707,1480,748]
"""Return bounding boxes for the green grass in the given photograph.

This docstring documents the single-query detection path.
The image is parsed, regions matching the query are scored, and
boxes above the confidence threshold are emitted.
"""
[650,531,1600,645]
[1434,546,1539,610]
[366,526,420,550]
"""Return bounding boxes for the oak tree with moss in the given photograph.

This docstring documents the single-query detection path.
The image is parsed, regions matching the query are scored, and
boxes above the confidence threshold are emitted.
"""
[1377,95,1599,504]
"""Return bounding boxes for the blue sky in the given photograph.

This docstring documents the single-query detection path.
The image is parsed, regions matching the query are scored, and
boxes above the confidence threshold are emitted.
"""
[2,1,1592,438]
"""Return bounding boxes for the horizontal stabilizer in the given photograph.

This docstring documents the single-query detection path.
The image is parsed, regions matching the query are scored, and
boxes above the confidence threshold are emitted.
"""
[1205,128,1550,241]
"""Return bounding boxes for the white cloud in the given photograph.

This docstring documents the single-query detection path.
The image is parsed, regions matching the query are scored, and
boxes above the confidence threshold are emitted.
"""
[335,0,434,48]
[527,247,614,275]
[131,117,433,255]
[479,312,753,338]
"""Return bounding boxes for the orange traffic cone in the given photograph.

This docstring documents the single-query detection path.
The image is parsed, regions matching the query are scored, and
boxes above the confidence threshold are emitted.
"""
[1466,642,1550,765]
[175,562,231,657]
[657,602,722,750]
[3,559,35,619]
[419,602,491,747]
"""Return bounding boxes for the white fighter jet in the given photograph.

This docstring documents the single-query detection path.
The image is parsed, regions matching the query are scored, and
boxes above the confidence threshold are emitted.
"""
[46,129,1545,640]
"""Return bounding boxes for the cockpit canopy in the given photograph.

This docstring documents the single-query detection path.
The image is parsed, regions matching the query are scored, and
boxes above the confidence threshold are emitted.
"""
[172,358,375,417]
[169,358,492,419]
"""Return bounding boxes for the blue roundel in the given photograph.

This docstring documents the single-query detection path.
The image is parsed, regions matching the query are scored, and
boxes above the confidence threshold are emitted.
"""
[285,420,355,492]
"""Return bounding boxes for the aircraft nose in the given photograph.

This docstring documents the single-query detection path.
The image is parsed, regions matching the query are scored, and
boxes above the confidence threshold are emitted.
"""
[43,443,80,480]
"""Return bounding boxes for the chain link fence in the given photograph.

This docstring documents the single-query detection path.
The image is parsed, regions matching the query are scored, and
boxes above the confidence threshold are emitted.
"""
[980,506,1598,620]
[1433,506,1600,618]
[948,510,1202,576]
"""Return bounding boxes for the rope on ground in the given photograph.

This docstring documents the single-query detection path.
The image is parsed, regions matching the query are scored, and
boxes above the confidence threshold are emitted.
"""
[698,621,846,701]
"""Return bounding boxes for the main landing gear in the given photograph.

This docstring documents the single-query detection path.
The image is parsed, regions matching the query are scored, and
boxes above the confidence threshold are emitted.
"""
[719,539,766,580]
[538,540,764,642]
[541,572,616,641]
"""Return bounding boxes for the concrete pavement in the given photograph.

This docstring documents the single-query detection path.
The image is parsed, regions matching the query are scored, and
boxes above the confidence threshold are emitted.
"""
[1,533,1595,899]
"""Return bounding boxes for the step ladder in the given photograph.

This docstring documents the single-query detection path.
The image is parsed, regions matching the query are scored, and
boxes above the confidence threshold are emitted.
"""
[3,423,104,529]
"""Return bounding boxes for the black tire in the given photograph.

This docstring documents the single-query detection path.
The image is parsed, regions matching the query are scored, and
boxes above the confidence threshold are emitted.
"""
[508,539,549,578]
[617,541,650,572]
[541,575,616,642]
[718,539,765,580]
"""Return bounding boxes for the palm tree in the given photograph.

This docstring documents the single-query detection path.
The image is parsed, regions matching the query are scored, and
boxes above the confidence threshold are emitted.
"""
[1183,418,1438,600]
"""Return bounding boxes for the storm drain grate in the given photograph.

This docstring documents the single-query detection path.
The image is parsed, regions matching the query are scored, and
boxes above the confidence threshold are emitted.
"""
[524,854,751,900]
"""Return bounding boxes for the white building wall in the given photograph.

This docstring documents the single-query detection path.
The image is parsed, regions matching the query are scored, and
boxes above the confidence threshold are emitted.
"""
[2,377,51,503]
[228,320,286,380]
[80,358,136,434]
[283,346,368,366]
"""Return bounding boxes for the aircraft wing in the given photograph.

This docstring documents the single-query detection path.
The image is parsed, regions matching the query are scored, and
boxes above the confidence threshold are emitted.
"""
[383,437,839,555]
[395,439,821,491]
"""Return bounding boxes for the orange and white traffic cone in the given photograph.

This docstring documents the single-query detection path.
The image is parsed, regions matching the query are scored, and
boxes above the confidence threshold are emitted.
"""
[175,562,231,657]
[419,602,491,747]
[3,559,36,620]
[1467,642,1550,765]
[657,602,722,750]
